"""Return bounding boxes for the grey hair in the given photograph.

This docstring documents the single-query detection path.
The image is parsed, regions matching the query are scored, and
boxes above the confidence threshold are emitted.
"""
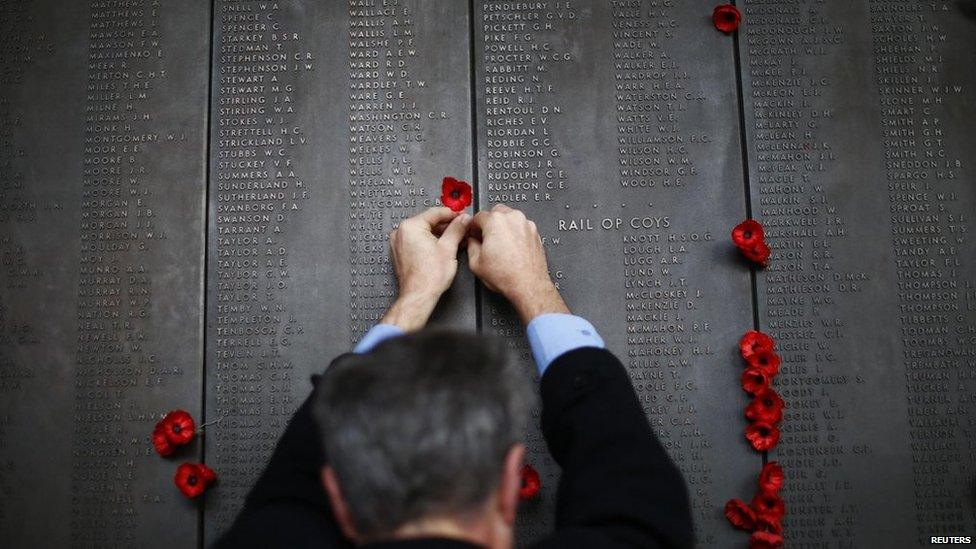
[312,329,536,537]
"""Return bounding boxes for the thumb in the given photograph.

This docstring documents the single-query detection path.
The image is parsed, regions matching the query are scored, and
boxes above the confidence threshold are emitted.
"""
[438,213,471,251]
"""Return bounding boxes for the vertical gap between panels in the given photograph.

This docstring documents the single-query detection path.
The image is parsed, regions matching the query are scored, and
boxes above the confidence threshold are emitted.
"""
[199,0,217,545]
[730,6,762,335]
[468,0,483,333]
[730,3,767,467]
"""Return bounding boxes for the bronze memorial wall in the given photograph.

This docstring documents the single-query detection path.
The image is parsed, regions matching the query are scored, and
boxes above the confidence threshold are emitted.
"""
[0,1,973,548]
[1,0,210,546]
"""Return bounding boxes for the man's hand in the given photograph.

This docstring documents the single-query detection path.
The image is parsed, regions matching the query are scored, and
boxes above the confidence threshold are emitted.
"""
[382,207,472,331]
[468,205,569,324]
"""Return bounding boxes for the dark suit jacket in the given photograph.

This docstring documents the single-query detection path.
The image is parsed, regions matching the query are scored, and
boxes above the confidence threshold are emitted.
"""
[214,347,694,548]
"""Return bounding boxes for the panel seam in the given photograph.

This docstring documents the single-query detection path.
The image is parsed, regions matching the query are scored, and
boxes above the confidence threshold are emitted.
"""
[730,3,766,466]
[730,7,761,333]
[468,0,483,333]
[200,0,217,545]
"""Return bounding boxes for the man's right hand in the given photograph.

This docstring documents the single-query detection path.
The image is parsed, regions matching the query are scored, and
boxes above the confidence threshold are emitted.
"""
[467,205,570,324]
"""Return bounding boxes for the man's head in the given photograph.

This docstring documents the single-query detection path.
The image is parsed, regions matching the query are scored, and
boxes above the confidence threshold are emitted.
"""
[313,330,535,546]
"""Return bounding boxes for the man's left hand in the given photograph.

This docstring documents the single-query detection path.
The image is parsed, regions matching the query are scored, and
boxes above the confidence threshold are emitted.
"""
[382,207,471,331]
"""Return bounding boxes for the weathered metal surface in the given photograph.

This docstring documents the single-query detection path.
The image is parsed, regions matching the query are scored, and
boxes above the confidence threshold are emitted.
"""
[0,0,210,546]
[740,0,976,545]
[1,2,974,548]
[204,1,476,543]
[473,2,758,544]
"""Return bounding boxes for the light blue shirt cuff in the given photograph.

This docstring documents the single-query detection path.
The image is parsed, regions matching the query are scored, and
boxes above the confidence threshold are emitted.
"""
[526,313,605,376]
[354,324,405,353]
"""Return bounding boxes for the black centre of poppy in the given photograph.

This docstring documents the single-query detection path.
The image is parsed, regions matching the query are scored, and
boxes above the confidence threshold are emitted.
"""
[451,190,460,199]
[743,230,752,239]
[172,424,182,433]
[764,398,773,406]
[187,475,198,486]
[725,13,736,21]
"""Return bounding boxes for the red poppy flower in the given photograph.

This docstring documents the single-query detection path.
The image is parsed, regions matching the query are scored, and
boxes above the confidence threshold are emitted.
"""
[749,530,784,549]
[751,491,786,521]
[745,389,785,424]
[745,422,780,451]
[755,514,783,535]
[758,461,784,494]
[441,177,472,212]
[724,498,756,531]
[739,330,775,360]
[199,463,217,484]
[152,425,175,457]
[746,349,781,377]
[741,367,770,396]
[742,241,771,266]
[713,4,742,33]
[157,410,196,446]
[174,463,216,498]
[519,464,541,501]
[731,219,764,249]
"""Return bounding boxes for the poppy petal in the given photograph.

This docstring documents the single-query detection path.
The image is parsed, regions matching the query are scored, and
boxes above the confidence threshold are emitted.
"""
[519,464,541,501]
[724,498,756,531]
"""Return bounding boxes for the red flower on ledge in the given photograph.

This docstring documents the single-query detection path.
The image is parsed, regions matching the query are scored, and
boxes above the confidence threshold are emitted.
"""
[732,219,764,249]
[743,241,771,266]
[152,425,176,457]
[745,421,780,451]
[755,514,783,536]
[746,349,781,377]
[175,462,217,498]
[751,491,786,522]
[745,389,784,424]
[441,177,472,212]
[758,462,784,494]
[731,219,770,266]
[713,4,742,33]
[724,498,756,531]
[152,410,196,456]
[750,530,784,549]
[739,330,775,360]
[519,464,541,501]
[741,368,771,395]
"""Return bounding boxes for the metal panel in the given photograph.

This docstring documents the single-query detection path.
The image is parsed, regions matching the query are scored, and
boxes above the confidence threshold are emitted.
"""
[740,0,976,546]
[0,0,209,546]
[204,0,476,542]
[474,2,758,544]
[1,1,975,547]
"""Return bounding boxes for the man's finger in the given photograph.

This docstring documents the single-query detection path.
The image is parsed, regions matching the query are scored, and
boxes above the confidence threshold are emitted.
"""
[415,206,459,229]
[438,213,471,250]
[466,236,482,268]
[469,210,493,233]
[491,204,513,213]
[431,219,453,237]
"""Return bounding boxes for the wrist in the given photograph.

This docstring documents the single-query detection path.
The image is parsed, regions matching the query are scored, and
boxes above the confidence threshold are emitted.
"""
[381,291,440,332]
[508,280,569,325]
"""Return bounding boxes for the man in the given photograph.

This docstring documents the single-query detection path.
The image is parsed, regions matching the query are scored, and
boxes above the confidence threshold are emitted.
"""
[215,205,694,548]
